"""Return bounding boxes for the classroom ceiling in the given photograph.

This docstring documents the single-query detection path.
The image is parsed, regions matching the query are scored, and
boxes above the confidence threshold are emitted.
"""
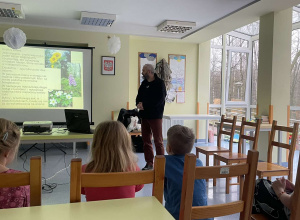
[0,0,300,43]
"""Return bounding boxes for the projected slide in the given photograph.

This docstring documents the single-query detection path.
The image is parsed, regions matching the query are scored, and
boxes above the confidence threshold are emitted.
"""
[0,45,84,109]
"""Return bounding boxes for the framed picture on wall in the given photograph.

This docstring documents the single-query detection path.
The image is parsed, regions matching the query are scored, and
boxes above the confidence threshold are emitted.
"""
[168,54,186,92]
[101,56,115,75]
[138,52,157,85]
[168,54,186,104]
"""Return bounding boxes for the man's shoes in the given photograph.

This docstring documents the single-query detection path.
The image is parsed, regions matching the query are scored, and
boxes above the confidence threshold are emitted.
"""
[142,163,153,170]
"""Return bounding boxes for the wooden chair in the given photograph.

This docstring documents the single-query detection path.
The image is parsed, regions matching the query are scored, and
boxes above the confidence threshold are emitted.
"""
[0,156,42,206]
[196,115,237,179]
[256,120,299,182]
[179,150,259,220]
[252,145,300,220]
[213,117,261,194]
[70,155,165,203]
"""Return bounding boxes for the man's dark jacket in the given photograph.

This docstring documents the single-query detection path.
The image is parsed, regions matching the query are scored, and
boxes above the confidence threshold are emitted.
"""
[136,74,166,119]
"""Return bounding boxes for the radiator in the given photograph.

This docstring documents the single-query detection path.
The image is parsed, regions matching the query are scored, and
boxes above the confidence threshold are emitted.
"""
[162,119,184,139]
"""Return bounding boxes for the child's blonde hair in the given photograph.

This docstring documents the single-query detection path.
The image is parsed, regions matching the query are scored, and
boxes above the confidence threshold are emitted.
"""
[0,118,20,156]
[85,121,137,173]
[167,125,195,155]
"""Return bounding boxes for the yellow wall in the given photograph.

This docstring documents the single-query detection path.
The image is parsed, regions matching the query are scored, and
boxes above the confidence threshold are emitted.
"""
[129,36,199,132]
[198,41,211,138]
[0,25,203,134]
[0,24,130,125]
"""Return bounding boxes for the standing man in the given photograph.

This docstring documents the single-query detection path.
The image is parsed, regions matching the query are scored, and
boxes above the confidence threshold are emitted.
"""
[136,64,167,170]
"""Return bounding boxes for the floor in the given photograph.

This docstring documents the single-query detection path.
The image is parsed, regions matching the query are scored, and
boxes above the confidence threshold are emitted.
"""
[9,140,299,220]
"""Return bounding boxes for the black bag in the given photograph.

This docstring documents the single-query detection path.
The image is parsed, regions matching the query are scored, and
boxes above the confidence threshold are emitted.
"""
[117,108,140,128]
[131,135,144,153]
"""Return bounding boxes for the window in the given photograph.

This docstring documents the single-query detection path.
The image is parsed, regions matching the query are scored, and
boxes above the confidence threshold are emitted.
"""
[209,21,259,120]
[226,51,249,102]
[251,40,259,106]
[210,48,222,104]
[227,35,249,48]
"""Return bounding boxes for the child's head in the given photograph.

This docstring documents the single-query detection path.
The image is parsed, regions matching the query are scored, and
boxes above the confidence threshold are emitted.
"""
[86,121,137,173]
[0,118,21,164]
[167,125,195,155]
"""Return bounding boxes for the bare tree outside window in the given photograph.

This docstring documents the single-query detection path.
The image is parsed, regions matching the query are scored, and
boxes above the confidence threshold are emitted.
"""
[291,29,300,106]
[227,51,248,101]
[235,21,260,36]
[251,40,259,105]
[209,21,260,120]
[290,29,300,124]
[211,35,223,46]
[210,48,222,104]
[293,10,300,23]
[226,35,249,48]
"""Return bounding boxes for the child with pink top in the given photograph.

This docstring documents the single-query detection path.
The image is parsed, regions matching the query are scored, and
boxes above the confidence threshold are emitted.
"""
[0,118,30,209]
[81,121,144,201]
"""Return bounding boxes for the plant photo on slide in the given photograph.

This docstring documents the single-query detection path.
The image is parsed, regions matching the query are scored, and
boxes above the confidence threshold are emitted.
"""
[45,49,82,108]
[61,62,82,97]
[45,49,71,69]
[48,90,73,107]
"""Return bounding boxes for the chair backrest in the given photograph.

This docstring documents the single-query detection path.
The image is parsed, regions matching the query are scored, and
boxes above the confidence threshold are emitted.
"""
[179,150,259,220]
[0,156,42,206]
[70,155,165,203]
[217,115,237,152]
[237,117,261,153]
[267,121,299,176]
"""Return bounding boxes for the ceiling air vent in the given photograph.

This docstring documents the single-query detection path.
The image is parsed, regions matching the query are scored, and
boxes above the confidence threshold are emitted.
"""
[157,20,196,33]
[80,12,116,27]
[0,2,25,19]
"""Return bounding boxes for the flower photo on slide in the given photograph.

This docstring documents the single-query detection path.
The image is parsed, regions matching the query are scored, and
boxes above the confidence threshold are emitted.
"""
[45,50,71,69]
[48,90,73,107]
[61,62,82,97]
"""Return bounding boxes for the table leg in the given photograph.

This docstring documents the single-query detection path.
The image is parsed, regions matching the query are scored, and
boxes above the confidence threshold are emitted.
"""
[205,120,208,144]
[278,131,282,165]
[44,143,46,163]
[73,142,76,158]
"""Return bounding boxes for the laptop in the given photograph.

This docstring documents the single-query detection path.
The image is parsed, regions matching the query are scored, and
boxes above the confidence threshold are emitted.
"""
[64,109,92,134]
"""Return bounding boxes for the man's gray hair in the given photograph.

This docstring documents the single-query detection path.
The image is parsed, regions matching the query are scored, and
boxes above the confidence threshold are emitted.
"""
[143,64,156,74]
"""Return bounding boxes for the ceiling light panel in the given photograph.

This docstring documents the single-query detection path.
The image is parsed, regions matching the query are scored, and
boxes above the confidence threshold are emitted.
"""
[0,2,25,19]
[157,20,196,33]
[80,12,116,27]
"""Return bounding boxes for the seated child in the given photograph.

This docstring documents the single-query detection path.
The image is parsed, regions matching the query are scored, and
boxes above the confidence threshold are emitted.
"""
[252,177,295,220]
[0,118,30,208]
[164,125,211,220]
[81,121,144,201]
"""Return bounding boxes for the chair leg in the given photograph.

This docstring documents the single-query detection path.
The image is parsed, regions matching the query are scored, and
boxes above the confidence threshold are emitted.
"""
[196,149,199,158]
[206,154,209,182]
[213,157,217,186]
[226,162,230,194]
[239,175,244,199]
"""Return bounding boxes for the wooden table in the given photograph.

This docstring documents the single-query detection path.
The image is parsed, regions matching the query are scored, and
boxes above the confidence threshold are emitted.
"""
[1,197,174,220]
[20,128,93,158]
[163,114,221,143]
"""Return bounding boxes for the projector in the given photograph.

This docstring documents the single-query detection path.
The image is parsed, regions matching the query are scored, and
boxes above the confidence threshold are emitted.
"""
[23,121,53,133]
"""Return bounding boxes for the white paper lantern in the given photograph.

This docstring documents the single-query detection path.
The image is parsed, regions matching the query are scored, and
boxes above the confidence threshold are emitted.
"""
[3,27,27,49]
[107,35,121,54]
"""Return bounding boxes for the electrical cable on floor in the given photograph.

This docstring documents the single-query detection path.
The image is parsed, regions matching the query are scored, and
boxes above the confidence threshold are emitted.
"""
[19,144,77,193]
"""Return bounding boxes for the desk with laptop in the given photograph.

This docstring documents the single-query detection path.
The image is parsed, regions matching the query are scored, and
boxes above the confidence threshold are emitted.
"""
[20,109,94,160]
